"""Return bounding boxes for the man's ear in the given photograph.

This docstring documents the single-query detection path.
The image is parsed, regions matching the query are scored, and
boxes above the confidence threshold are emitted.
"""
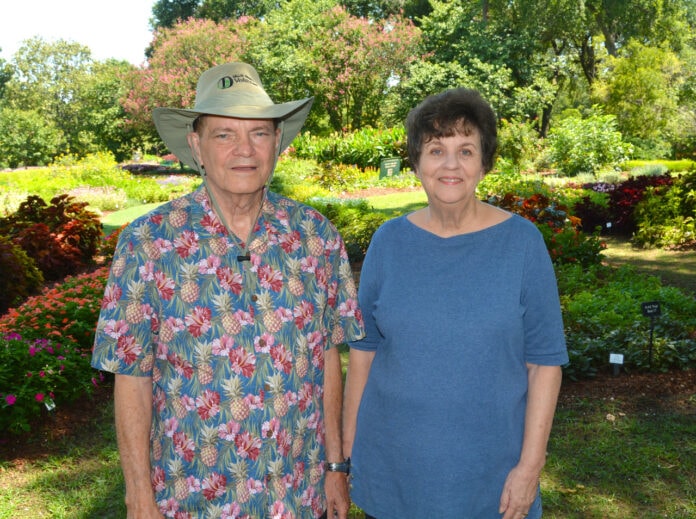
[187,132,202,164]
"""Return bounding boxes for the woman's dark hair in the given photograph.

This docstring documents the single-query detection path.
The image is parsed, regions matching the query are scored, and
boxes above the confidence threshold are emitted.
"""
[406,88,498,173]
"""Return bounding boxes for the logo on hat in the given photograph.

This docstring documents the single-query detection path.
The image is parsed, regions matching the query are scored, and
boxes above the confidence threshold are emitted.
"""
[218,74,259,90]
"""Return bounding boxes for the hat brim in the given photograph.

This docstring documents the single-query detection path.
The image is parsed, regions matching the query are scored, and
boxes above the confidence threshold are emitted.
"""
[152,97,313,170]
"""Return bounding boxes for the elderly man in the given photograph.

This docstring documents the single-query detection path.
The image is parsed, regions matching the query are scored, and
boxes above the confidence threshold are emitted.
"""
[92,62,364,519]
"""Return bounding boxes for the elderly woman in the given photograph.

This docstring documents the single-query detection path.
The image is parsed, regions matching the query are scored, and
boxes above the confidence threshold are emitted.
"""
[342,88,568,519]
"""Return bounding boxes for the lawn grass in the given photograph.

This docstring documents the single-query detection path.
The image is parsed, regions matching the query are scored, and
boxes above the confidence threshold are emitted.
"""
[601,236,696,295]
[101,201,166,236]
[1,376,694,518]
[364,190,428,216]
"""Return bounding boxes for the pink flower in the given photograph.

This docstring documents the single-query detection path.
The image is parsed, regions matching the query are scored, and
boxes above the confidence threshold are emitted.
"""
[35,393,45,403]
[5,394,16,406]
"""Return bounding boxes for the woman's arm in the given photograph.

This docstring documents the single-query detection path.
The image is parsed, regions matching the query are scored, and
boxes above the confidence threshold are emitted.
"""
[114,373,163,518]
[342,348,376,458]
[498,364,562,519]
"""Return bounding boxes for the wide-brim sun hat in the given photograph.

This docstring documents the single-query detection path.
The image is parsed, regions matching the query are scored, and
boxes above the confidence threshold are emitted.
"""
[152,62,313,170]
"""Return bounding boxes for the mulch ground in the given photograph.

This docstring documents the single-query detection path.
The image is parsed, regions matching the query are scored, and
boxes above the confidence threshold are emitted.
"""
[1,368,693,465]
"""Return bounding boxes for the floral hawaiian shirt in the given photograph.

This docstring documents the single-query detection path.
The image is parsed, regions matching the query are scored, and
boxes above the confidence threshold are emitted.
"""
[91,185,364,519]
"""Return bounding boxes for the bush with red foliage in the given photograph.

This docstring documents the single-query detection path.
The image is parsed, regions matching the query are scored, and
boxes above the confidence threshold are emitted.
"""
[578,174,674,236]
[0,194,102,282]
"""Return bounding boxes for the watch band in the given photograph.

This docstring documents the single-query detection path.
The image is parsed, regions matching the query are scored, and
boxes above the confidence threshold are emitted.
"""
[324,458,351,474]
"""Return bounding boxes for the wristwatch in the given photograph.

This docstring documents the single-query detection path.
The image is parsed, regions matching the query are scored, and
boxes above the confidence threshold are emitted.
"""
[325,457,351,475]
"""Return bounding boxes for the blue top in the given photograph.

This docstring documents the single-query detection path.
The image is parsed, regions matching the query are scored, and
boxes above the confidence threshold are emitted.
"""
[348,213,568,519]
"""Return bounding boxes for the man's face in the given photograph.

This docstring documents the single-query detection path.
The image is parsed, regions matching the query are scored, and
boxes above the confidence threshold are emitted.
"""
[187,115,280,200]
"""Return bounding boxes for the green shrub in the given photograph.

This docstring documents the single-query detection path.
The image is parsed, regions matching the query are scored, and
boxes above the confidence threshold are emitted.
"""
[559,264,696,379]
[0,194,102,281]
[633,170,696,249]
[547,109,633,176]
[0,236,44,314]
[497,118,544,173]
[292,126,407,170]
[305,198,389,264]
[478,172,554,200]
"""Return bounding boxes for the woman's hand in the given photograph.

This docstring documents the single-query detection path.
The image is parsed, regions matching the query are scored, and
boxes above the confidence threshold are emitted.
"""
[498,463,539,518]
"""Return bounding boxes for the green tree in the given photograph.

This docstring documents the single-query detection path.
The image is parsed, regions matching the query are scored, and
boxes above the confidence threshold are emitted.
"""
[0,55,12,101]
[197,0,278,20]
[593,40,683,158]
[3,37,93,158]
[78,60,143,162]
[0,107,62,168]
[151,0,200,29]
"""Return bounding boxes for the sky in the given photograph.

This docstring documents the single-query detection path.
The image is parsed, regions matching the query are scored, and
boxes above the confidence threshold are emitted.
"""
[0,0,157,65]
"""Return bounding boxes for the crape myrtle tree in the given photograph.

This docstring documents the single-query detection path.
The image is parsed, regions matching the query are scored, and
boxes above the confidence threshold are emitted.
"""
[120,17,256,155]
[125,0,422,145]
[246,0,423,133]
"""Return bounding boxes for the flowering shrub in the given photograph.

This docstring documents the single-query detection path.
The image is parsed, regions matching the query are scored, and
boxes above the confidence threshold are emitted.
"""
[0,267,109,433]
[488,193,605,267]
[0,333,100,434]
[0,267,109,351]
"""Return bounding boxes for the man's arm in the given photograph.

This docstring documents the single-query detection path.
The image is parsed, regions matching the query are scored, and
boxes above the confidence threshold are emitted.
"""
[114,373,163,518]
[323,346,350,519]
[499,364,562,519]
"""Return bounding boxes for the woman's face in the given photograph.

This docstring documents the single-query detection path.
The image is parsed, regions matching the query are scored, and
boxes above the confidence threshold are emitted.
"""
[415,126,484,208]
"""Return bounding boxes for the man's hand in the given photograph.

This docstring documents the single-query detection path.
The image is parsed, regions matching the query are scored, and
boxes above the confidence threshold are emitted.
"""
[324,471,350,519]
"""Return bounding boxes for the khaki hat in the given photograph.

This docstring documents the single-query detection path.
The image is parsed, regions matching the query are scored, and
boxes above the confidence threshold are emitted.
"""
[152,62,313,170]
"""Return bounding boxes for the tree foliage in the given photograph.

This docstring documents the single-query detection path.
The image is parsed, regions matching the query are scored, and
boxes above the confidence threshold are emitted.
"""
[2,0,696,166]
[0,107,62,168]
[593,40,683,158]
[120,17,254,151]
[151,0,200,29]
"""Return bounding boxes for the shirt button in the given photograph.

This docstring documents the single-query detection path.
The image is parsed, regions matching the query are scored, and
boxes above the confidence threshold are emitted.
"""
[251,295,258,302]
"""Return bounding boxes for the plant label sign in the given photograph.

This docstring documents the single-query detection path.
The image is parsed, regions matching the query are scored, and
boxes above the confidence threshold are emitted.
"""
[609,353,624,365]
[379,157,401,178]
[641,301,661,317]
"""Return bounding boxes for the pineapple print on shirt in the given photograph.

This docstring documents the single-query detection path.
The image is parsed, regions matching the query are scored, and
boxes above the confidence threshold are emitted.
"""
[91,186,364,518]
